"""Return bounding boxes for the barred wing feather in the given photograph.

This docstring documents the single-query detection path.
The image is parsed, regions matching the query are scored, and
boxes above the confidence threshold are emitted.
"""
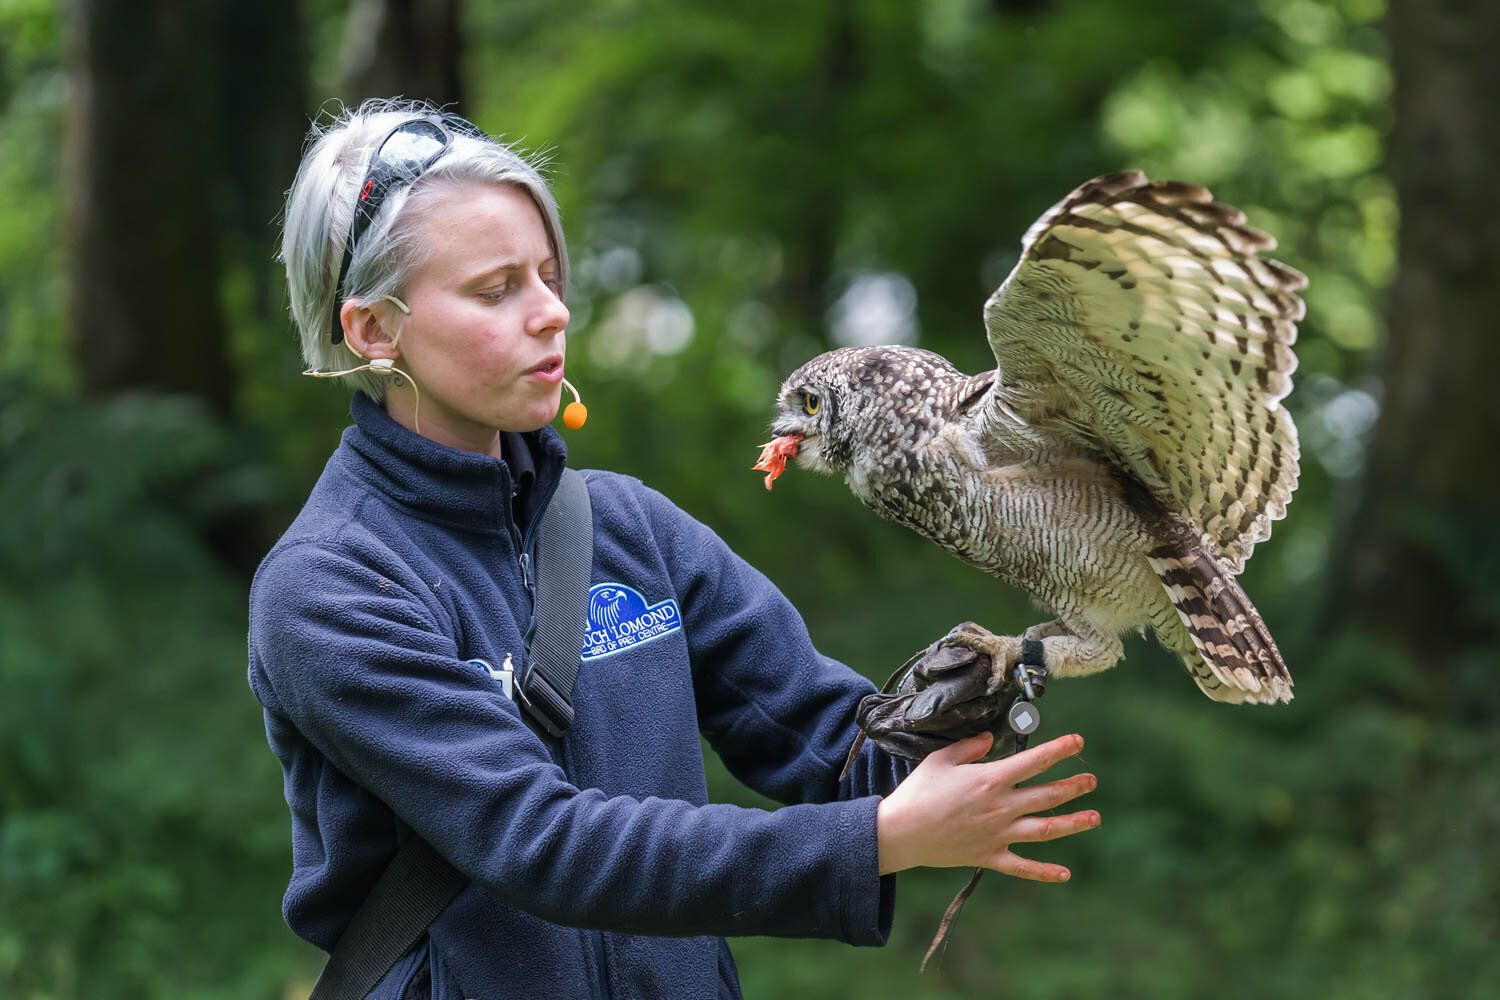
[980,171,1304,573]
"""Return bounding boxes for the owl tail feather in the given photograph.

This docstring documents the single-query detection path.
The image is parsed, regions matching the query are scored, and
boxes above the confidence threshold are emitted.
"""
[1147,545,1293,705]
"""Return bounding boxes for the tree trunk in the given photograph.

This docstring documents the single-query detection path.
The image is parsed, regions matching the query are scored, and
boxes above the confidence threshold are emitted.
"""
[1333,0,1500,657]
[218,0,311,324]
[782,1,859,337]
[342,0,464,108]
[66,0,233,409]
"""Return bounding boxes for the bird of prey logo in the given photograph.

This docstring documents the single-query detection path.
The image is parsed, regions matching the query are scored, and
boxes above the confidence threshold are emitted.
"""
[589,587,629,630]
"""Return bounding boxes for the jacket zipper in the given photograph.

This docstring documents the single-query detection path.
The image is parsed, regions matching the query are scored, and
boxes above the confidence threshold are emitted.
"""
[589,927,611,998]
[517,550,534,598]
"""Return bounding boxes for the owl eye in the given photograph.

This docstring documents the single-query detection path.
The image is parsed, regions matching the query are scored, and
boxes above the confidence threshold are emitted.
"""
[803,393,821,415]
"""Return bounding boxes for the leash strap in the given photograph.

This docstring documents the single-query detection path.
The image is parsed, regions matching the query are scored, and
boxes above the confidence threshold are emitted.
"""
[923,638,1051,973]
[309,467,594,998]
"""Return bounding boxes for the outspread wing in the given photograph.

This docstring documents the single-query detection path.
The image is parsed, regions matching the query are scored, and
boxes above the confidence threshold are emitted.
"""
[980,171,1304,573]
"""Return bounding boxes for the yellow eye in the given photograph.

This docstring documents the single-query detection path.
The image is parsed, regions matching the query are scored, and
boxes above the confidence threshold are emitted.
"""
[803,393,821,415]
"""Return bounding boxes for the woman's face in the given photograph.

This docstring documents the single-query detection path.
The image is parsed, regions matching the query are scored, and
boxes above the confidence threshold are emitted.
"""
[384,181,570,450]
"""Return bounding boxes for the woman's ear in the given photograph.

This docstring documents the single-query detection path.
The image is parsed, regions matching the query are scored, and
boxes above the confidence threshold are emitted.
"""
[340,299,402,361]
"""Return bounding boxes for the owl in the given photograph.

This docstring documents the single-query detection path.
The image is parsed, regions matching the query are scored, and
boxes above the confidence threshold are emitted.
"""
[756,172,1303,704]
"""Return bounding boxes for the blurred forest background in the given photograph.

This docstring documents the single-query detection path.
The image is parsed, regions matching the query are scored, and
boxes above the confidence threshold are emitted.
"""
[2,0,1497,996]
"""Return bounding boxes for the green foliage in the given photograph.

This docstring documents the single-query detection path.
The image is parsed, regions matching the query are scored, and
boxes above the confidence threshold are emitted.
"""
[0,382,316,997]
[1102,0,1395,370]
[0,0,68,391]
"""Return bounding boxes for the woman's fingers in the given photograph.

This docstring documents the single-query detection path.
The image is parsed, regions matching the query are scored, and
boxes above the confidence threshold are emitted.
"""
[991,851,1072,882]
[879,730,1100,877]
[989,733,1084,784]
[927,730,994,767]
[1007,809,1101,844]
[1009,772,1097,815]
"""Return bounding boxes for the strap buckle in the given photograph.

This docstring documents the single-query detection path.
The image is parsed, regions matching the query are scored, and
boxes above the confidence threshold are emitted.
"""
[516,664,574,738]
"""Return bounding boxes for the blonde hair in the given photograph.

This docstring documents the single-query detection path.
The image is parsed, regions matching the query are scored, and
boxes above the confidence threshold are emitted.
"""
[279,98,568,399]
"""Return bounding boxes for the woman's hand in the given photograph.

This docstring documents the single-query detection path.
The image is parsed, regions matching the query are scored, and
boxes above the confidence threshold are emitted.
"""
[876,731,1099,881]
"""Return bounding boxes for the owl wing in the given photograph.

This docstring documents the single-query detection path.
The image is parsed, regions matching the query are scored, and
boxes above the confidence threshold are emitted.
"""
[979,172,1304,572]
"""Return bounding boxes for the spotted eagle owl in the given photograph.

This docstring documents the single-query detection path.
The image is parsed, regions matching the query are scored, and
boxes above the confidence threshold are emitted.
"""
[756,172,1302,704]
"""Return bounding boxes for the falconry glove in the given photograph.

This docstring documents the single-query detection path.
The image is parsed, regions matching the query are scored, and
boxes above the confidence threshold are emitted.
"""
[843,622,1051,972]
[854,622,1047,766]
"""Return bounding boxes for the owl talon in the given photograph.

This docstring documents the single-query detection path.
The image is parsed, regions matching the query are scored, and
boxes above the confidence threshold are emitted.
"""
[975,638,1022,695]
[937,620,990,647]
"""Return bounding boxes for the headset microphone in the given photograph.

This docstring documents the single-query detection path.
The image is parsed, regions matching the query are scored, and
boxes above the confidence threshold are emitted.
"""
[307,294,588,435]
[561,377,588,430]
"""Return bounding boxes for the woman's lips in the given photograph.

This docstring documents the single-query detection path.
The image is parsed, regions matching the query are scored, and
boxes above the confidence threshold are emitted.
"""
[528,356,565,383]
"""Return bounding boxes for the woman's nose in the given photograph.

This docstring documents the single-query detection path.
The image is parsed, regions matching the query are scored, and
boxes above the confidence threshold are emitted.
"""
[527,281,570,337]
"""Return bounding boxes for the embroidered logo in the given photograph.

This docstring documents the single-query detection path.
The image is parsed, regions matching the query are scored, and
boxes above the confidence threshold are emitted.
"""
[581,583,682,661]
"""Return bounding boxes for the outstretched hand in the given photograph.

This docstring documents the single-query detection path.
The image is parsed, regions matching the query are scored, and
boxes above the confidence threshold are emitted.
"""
[876,731,1099,880]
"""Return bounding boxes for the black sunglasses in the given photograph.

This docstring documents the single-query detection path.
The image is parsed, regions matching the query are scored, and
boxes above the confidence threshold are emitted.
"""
[329,113,485,344]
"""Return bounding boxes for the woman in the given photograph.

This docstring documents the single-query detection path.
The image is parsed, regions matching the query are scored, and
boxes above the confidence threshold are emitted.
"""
[250,99,1100,998]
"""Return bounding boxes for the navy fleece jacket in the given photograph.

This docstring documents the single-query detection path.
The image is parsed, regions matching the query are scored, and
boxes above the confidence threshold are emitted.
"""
[247,392,912,999]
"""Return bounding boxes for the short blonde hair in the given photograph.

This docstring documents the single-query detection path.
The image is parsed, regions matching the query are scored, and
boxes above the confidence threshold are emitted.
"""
[280,98,568,399]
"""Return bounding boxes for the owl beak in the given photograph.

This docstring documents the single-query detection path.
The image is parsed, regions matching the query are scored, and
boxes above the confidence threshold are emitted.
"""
[752,434,802,490]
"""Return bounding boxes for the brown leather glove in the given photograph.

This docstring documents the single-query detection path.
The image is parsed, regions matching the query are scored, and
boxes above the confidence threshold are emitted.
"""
[856,623,1043,763]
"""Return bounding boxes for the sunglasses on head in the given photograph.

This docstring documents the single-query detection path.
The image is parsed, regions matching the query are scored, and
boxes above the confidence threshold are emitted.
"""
[329,112,486,344]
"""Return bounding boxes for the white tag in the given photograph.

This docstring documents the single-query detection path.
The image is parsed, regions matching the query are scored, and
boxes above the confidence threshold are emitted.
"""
[494,653,515,700]
[467,655,515,700]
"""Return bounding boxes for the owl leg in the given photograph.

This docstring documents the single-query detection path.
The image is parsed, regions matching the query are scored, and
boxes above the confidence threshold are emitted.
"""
[932,620,1120,687]
[1032,624,1124,680]
[1022,619,1072,641]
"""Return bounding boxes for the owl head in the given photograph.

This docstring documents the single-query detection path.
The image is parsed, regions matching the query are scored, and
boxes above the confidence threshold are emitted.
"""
[759,346,966,486]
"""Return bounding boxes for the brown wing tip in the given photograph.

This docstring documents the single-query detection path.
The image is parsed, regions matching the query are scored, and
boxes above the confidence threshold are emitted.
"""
[1145,178,1214,205]
[1084,170,1150,195]
[1264,257,1310,293]
[1075,174,1304,277]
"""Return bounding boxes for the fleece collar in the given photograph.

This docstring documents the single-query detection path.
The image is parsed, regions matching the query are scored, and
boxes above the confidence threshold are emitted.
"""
[341,391,567,537]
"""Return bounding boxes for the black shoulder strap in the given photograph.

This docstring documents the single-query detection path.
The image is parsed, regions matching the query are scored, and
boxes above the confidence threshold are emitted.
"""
[309,467,594,1000]
[518,467,594,737]
[308,837,465,1000]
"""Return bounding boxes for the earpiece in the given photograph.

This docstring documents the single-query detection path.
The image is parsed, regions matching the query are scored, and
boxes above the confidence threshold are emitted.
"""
[304,354,423,435]
[308,296,424,431]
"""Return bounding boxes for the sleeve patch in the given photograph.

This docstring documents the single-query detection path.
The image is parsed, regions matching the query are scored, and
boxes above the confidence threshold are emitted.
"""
[583,583,683,661]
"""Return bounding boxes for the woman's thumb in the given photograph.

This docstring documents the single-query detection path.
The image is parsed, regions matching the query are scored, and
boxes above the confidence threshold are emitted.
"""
[932,731,993,766]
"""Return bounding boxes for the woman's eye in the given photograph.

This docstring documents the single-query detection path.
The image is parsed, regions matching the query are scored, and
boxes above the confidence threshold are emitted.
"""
[803,393,821,415]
